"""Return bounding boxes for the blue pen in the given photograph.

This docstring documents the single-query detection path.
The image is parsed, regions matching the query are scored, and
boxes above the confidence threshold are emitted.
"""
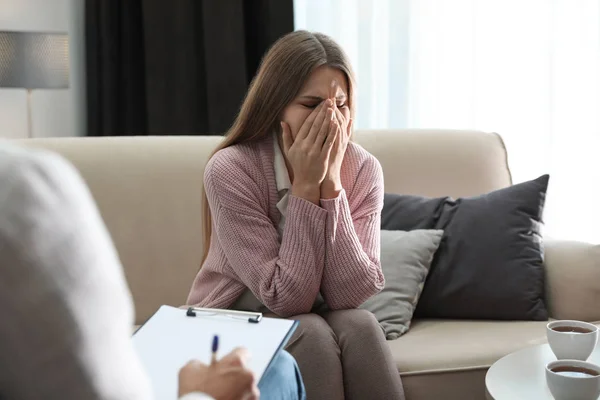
[211,335,219,365]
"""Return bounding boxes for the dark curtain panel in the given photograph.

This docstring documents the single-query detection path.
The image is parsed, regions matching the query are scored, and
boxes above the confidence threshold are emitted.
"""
[85,0,294,136]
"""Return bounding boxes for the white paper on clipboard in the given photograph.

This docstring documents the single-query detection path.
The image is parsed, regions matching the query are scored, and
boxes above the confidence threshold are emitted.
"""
[132,305,298,400]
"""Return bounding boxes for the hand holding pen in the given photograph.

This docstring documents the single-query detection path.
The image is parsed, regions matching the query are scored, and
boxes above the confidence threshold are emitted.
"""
[178,338,258,400]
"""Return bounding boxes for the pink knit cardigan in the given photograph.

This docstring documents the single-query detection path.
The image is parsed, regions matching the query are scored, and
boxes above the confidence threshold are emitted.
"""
[186,134,385,317]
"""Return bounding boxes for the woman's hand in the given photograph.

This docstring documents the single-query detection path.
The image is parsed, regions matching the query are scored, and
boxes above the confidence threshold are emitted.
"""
[178,347,259,400]
[321,102,352,199]
[281,99,339,205]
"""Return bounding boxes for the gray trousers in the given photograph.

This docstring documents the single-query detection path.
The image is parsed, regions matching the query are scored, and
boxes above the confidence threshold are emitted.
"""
[233,291,405,400]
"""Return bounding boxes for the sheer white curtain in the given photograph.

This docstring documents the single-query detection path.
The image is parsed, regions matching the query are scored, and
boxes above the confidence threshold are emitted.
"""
[295,0,600,244]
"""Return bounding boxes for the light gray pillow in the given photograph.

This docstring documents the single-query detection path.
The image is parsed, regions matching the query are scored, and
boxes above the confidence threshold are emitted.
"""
[361,229,443,340]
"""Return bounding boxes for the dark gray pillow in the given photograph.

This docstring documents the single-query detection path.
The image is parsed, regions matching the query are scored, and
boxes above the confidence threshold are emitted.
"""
[382,175,549,320]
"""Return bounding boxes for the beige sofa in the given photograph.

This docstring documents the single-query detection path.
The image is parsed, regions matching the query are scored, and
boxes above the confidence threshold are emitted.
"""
[16,129,600,399]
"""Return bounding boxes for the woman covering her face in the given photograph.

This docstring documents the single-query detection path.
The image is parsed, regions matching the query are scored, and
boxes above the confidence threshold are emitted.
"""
[187,30,405,400]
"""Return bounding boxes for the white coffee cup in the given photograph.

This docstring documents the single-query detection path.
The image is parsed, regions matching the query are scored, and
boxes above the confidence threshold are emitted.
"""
[547,320,599,361]
[546,360,600,400]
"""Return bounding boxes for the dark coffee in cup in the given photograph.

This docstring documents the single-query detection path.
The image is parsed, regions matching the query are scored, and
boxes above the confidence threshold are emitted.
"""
[552,326,594,334]
[546,359,600,400]
[550,365,600,378]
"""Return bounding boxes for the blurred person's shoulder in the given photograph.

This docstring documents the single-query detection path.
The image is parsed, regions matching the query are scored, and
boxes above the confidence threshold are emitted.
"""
[0,142,80,192]
[0,142,89,244]
[0,142,92,218]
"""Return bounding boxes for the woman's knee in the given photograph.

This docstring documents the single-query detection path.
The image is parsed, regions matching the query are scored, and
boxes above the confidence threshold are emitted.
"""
[350,309,381,332]
[325,309,383,338]
[290,313,338,348]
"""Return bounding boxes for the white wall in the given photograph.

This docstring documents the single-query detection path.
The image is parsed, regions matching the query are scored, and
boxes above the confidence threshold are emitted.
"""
[0,0,85,138]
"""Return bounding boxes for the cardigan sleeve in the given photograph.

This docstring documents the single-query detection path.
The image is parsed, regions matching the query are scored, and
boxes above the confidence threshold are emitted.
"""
[205,156,328,317]
[319,156,385,309]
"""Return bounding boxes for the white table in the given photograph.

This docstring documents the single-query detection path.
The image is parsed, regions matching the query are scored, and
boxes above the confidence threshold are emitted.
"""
[486,343,600,399]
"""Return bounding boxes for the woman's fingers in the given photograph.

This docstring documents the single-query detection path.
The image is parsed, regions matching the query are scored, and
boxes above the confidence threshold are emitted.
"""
[296,101,326,140]
[306,99,333,143]
[280,121,293,154]
[321,118,339,158]
[313,107,334,150]
[333,106,346,128]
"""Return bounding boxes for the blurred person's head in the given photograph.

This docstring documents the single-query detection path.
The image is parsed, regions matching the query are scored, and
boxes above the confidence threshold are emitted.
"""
[201,30,356,262]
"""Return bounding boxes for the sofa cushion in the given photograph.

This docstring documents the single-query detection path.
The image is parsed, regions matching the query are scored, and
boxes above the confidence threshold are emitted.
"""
[382,175,549,321]
[389,319,550,375]
[360,230,443,339]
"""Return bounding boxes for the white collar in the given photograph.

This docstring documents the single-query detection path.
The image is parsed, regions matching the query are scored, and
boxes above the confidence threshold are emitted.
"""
[273,134,292,192]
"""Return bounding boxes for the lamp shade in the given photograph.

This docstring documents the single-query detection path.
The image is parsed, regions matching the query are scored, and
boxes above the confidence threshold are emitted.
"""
[0,31,69,89]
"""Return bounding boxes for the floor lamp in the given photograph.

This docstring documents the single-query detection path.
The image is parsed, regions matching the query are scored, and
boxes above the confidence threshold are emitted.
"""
[0,31,70,138]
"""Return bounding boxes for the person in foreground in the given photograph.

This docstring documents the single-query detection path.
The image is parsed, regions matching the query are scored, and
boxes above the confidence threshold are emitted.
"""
[187,30,405,399]
[0,143,305,400]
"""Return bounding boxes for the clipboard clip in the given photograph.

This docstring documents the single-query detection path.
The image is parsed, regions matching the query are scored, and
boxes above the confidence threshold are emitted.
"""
[186,307,263,323]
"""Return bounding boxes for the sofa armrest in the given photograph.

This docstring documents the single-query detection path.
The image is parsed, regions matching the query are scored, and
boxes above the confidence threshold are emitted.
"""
[544,239,600,321]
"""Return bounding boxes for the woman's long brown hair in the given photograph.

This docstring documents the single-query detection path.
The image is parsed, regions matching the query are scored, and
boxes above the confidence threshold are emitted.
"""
[200,31,356,264]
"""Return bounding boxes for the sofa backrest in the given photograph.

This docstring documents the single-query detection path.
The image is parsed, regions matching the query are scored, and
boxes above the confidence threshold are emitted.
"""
[14,129,511,324]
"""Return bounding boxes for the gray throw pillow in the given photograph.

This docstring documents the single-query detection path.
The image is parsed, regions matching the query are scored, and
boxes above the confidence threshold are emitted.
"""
[382,175,549,321]
[361,229,444,340]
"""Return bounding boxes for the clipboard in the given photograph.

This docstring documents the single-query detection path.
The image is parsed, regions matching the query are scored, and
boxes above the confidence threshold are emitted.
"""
[132,305,298,400]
